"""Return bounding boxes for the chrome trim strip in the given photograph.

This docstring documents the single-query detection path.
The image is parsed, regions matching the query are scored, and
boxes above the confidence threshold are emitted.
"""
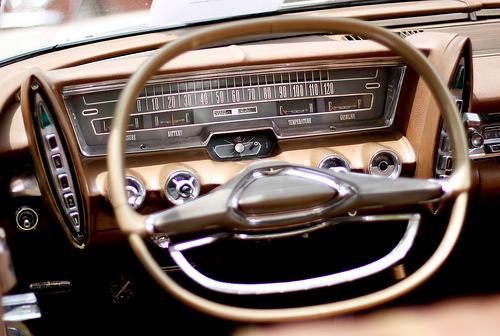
[169,213,420,295]
[371,13,470,27]
[2,293,41,322]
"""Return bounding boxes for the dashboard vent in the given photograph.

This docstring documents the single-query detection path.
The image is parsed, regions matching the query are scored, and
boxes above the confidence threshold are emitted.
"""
[399,30,424,38]
[342,30,424,41]
[342,35,364,41]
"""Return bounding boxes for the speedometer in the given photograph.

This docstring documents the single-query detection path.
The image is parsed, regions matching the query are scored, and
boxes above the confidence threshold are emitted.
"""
[62,60,405,157]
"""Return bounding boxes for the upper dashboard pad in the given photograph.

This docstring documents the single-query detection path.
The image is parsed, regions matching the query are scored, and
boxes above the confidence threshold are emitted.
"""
[62,60,406,157]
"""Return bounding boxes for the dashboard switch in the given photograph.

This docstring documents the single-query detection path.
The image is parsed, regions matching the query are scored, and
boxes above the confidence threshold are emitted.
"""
[46,134,58,150]
[58,173,70,190]
[63,193,77,209]
[438,155,453,171]
[468,129,484,148]
[15,207,39,231]
[69,212,81,232]
[165,171,200,205]
[52,154,63,169]
[125,176,145,209]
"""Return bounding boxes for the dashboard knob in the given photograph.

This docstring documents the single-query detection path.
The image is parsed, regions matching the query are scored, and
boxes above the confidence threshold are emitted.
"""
[165,171,200,205]
[234,143,245,154]
[15,207,39,231]
[468,128,484,148]
[124,177,145,209]
[177,181,194,198]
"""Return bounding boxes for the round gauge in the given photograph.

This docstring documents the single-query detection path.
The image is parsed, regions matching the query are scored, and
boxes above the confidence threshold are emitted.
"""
[110,274,138,304]
[368,150,401,179]
[318,155,350,173]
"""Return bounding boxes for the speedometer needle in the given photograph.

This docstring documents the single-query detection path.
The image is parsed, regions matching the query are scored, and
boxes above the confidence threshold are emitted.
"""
[114,280,131,300]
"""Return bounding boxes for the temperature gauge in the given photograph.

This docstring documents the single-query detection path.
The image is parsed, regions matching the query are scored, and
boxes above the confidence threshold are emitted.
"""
[207,132,274,160]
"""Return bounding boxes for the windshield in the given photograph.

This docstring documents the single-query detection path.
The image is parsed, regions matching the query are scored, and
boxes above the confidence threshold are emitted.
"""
[0,0,351,63]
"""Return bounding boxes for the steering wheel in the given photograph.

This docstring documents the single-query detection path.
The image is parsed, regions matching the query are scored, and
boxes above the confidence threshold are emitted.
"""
[108,17,471,322]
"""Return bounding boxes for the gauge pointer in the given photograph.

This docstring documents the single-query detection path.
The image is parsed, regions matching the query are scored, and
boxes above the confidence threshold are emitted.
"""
[114,280,132,301]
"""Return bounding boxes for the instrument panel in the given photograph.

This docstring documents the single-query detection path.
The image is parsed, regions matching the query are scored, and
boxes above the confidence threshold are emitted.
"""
[62,60,406,158]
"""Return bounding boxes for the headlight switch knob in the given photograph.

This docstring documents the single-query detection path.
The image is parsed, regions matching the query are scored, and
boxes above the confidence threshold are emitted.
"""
[165,171,200,205]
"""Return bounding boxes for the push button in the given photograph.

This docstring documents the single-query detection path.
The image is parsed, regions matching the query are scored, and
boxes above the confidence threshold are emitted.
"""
[46,134,58,150]
[63,193,76,209]
[52,154,63,169]
[58,174,69,190]
[438,155,452,171]
[69,212,80,232]
[441,136,451,152]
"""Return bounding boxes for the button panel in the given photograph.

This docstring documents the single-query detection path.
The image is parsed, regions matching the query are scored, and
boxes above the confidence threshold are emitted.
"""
[33,92,85,244]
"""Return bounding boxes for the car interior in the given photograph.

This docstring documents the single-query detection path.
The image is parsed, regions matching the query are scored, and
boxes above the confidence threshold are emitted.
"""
[1,0,500,335]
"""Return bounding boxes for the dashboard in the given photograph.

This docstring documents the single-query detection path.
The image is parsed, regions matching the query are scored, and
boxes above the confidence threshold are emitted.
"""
[4,2,500,333]
[18,35,429,248]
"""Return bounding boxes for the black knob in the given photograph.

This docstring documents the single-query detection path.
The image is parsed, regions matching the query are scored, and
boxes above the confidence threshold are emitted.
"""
[468,129,484,148]
[179,184,193,197]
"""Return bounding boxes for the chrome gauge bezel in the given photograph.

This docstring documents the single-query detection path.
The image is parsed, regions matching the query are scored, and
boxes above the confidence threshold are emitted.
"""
[368,149,402,179]
[62,59,406,157]
[318,155,351,173]
[165,171,200,205]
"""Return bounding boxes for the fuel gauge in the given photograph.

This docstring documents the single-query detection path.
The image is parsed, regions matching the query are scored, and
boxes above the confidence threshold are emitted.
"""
[207,132,274,160]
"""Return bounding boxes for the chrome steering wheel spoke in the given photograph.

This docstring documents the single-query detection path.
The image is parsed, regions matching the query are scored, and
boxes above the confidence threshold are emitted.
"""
[168,213,421,295]
[146,161,446,237]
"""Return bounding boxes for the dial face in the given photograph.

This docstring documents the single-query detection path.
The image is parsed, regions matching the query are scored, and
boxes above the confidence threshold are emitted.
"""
[207,132,274,160]
[110,274,138,304]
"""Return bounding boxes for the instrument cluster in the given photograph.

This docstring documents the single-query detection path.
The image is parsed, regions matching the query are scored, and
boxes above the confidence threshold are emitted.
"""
[62,60,406,159]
